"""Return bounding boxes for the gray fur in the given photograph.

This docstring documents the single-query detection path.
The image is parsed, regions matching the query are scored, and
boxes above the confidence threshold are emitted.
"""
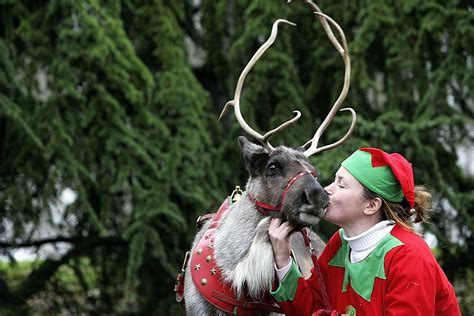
[183,137,327,315]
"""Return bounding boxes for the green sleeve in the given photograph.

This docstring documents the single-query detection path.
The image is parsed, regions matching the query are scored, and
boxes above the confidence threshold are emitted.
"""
[270,258,302,302]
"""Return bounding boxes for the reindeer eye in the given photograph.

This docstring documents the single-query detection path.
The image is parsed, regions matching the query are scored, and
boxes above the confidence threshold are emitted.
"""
[266,162,281,175]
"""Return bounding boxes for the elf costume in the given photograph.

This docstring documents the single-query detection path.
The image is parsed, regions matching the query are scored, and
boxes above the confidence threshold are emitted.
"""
[270,148,461,315]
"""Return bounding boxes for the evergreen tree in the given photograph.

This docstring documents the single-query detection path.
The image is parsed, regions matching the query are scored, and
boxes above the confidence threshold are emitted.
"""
[0,0,472,314]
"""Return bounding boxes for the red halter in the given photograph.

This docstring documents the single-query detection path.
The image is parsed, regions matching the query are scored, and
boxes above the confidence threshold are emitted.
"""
[247,170,316,215]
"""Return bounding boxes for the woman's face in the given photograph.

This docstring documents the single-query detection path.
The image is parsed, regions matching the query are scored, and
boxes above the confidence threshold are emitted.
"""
[323,166,370,228]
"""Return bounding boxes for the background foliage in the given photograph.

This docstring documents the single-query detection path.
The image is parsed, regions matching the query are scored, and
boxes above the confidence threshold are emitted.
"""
[0,0,472,314]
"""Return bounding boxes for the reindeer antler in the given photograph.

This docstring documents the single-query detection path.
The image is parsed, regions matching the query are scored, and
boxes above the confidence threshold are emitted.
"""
[220,2,356,154]
[219,19,300,152]
[297,1,357,157]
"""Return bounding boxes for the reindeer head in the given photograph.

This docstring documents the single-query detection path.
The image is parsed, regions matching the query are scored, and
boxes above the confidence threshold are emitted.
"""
[239,136,329,229]
[221,1,357,228]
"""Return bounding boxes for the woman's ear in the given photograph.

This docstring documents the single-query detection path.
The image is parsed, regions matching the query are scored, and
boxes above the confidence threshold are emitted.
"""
[364,197,383,216]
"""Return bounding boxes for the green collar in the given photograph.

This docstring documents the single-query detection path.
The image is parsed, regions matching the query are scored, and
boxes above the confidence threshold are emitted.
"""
[329,229,403,301]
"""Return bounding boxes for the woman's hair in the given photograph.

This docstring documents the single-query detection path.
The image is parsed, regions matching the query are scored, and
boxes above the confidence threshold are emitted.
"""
[362,185,432,231]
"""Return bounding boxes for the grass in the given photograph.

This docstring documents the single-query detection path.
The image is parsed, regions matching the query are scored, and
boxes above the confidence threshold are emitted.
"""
[0,258,97,292]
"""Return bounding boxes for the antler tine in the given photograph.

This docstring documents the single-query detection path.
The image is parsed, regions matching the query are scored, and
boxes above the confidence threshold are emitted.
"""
[301,6,355,157]
[303,1,347,54]
[288,1,346,54]
[219,19,300,151]
[303,108,356,156]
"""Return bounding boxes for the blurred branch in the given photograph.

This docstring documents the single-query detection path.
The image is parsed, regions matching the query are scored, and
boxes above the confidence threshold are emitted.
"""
[0,236,126,249]
[179,1,204,45]
[15,236,127,300]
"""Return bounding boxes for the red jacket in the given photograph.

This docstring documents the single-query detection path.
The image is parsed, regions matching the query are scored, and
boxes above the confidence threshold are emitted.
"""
[271,224,461,315]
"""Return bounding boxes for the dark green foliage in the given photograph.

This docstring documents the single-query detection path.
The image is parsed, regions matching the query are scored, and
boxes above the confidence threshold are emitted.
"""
[0,0,472,314]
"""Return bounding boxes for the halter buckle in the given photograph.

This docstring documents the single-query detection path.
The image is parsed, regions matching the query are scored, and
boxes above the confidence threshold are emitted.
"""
[231,185,243,203]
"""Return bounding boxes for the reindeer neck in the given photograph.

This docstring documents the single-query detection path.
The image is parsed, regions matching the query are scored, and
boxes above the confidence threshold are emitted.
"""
[218,193,266,239]
[213,192,276,299]
[213,192,269,270]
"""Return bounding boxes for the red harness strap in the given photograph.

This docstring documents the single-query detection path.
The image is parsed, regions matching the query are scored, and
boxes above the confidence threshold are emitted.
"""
[248,170,316,215]
[301,228,333,313]
[190,198,281,314]
[175,213,216,303]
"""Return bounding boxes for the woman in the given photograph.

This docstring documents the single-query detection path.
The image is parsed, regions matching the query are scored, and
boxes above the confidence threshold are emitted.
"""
[269,148,461,315]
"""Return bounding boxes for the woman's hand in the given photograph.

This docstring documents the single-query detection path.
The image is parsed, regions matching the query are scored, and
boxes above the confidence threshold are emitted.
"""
[269,217,294,269]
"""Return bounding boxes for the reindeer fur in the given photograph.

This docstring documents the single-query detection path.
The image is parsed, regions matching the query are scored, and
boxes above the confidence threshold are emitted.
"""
[183,137,327,315]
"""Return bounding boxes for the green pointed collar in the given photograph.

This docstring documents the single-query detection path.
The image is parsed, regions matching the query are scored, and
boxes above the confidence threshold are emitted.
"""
[329,229,403,301]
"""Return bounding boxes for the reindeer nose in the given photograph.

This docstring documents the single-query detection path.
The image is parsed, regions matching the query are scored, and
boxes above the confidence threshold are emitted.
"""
[300,189,311,206]
[301,186,329,208]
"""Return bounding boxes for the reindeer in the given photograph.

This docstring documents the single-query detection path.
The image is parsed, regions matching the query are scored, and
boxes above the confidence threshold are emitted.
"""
[179,1,356,315]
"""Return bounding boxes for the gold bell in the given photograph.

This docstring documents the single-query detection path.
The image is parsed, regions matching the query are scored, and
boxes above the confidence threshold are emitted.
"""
[231,185,243,203]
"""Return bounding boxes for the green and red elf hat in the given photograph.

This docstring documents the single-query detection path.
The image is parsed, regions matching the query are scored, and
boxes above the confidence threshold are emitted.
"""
[341,148,415,210]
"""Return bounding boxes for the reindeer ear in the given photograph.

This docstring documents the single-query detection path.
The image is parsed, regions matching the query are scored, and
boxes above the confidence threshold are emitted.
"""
[238,136,269,177]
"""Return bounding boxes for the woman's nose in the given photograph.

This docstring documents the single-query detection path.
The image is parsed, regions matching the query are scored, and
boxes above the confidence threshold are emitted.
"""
[324,183,333,194]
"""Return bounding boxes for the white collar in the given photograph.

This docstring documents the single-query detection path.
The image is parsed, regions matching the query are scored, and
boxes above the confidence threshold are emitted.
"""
[342,220,395,262]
